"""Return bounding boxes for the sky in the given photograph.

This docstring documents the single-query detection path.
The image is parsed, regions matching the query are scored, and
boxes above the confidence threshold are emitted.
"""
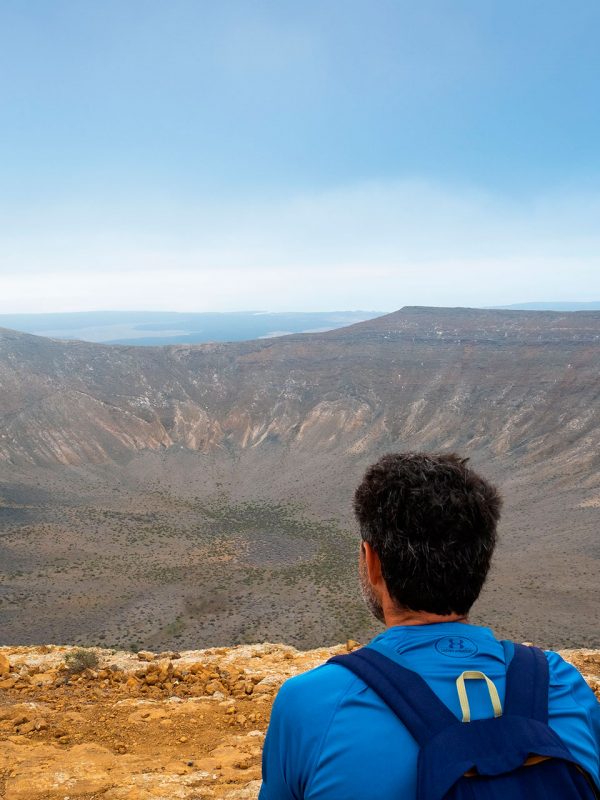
[1,0,600,313]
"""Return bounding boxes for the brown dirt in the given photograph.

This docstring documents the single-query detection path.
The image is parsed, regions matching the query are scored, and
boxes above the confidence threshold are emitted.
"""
[0,642,598,800]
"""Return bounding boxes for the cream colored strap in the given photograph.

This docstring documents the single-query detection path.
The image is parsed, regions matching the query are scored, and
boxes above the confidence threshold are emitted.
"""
[456,671,503,723]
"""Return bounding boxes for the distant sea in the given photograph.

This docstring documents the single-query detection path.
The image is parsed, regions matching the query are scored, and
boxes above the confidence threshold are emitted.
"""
[0,310,383,346]
[3,304,598,346]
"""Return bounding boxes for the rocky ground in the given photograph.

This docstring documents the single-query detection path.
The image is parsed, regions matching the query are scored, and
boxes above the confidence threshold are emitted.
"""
[0,643,598,800]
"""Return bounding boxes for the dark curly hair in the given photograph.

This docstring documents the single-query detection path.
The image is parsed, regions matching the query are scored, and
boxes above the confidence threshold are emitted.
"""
[354,452,502,616]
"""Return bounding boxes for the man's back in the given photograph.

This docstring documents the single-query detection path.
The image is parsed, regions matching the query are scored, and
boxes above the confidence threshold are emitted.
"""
[259,623,600,800]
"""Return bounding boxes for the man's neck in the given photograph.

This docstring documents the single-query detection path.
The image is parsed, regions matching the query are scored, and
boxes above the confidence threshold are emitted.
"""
[384,608,469,628]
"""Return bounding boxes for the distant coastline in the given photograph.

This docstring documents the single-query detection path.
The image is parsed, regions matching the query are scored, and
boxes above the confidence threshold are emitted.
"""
[0,310,383,346]
[2,303,600,346]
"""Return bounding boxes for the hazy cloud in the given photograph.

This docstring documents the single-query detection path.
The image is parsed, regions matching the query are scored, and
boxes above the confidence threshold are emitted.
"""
[1,180,599,312]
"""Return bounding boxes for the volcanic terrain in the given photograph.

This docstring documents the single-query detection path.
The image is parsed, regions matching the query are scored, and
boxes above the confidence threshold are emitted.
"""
[1,307,599,649]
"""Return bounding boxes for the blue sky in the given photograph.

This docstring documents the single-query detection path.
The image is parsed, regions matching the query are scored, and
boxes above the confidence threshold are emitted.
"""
[1,0,600,312]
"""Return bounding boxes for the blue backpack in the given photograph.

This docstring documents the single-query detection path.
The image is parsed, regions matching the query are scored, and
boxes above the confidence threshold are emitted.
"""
[328,643,599,799]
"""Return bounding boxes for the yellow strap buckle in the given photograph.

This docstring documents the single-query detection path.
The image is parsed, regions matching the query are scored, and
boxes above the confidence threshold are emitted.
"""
[456,671,503,723]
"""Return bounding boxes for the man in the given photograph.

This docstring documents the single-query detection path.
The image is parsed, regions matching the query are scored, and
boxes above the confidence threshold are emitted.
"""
[259,452,600,799]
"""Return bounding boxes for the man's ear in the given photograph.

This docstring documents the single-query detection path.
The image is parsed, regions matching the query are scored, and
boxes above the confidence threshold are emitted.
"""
[363,541,383,586]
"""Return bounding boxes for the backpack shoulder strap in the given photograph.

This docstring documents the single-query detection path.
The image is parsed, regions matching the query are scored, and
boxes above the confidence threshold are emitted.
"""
[328,647,458,746]
[503,642,550,723]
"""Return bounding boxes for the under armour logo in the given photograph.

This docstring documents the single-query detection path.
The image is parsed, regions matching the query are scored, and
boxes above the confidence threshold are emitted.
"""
[435,635,478,658]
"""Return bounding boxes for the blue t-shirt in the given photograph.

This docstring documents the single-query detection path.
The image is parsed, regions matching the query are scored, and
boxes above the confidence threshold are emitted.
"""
[259,623,600,799]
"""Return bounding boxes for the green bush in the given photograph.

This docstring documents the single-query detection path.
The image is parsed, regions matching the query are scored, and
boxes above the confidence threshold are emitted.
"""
[64,648,100,674]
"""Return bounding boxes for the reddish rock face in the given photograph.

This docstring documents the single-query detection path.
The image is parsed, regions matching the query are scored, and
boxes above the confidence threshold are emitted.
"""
[0,641,355,799]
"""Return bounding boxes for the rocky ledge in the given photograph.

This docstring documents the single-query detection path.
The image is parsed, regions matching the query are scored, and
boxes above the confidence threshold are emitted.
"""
[0,643,598,800]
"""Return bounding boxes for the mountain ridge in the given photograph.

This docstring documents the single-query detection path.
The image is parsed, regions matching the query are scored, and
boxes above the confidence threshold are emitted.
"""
[2,305,600,467]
